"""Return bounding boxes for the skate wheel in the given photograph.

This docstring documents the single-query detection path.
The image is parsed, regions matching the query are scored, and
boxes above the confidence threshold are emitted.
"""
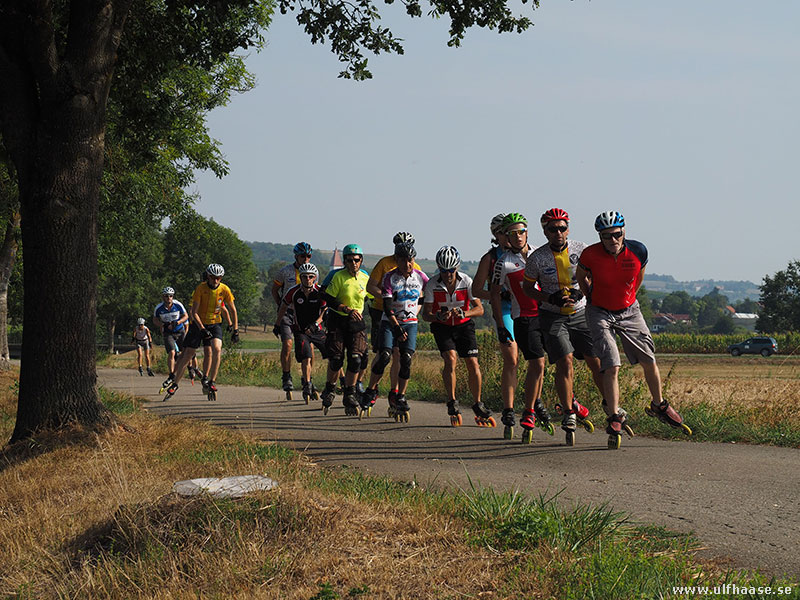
[304,395,310,405]
[313,391,320,401]
[521,429,533,445]
[208,391,216,402]
[285,391,292,402]
[680,423,693,436]
[582,419,595,434]
[402,412,409,423]
[322,405,329,415]
[608,434,621,450]
[503,425,513,440]
[565,430,575,446]
[450,414,462,427]
[541,421,555,436]
[623,424,635,438]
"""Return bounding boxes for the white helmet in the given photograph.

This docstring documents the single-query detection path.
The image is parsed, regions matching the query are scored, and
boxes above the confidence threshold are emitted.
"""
[137,317,145,325]
[206,263,225,277]
[436,245,461,271]
[392,231,415,245]
[298,263,319,278]
[490,214,507,236]
[162,286,175,296]
[594,211,625,232]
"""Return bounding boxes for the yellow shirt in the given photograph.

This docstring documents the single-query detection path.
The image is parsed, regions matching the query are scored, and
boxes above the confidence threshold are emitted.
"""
[191,282,235,325]
[367,255,422,310]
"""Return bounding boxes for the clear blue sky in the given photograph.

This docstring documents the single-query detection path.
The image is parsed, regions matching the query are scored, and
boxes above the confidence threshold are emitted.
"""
[190,0,799,284]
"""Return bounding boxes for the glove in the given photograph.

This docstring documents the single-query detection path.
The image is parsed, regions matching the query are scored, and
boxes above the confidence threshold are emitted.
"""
[497,326,513,344]
[202,328,213,341]
[167,321,175,331]
[436,307,450,321]
[568,288,584,302]
[393,324,404,339]
[500,289,512,303]
[548,291,568,307]
[230,329,240,344]
[453,307,465,319]
[272,324,281,338]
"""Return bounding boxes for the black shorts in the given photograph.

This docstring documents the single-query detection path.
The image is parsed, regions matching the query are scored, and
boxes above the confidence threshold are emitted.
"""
[513,316,546,361]
[184,323,223,349]
[539,309,596,363]
[163,328,186,354]
[293,330,328,361]
[430,320,479,359]
[325,312,368,361]
[369,306,384,352]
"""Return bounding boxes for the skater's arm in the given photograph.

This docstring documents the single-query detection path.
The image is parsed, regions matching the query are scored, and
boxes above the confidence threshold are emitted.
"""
[270,281,282,307]
[471,253,492,300]
[465,298,483,319]
[575,265,592,300]
[226,299,239,331]
[421,302,437,322]
[634,266,646,294]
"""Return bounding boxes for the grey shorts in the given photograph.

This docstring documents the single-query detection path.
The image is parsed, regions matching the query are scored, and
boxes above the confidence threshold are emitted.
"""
[539,309,596,363]
[278,313,294,342]
[586,301,656,371]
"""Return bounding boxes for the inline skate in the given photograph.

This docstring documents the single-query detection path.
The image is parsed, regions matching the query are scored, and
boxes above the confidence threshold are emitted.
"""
[282,372,294,401]
[163,381,178,402]
[389,393,410,423]
[606,413,624,449]
[159,373,175,394]
[207,380,217,401]
[520,409,536,444]
[533,398,554,436]
[359,387,378,419]
[447,400,462,427]
[501,408,515,440]
[321,382,335,415]
[645,400,692,435]
[342,386,359,416]
[471,402,496,427]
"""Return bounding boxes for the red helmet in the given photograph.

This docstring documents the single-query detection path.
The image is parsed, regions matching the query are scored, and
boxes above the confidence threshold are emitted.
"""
[540,208,569,227]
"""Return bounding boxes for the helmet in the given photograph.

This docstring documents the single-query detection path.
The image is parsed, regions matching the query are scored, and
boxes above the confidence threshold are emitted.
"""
[394,241,417,259]
[540,208,569,227]
[137,317,145,325]
[293,241,312,256]
[392,231,415,245]
[161,286,175,296]
[342,243,363,257]
[502,212,527,232]
[298,263,319,278]
[436,245,461,271]
[206,263,225,277]
[490,213,507,236]
[594,211,625,231]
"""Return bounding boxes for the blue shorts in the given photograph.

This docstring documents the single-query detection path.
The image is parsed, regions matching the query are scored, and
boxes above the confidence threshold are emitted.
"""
[496,299,515,341]
[379,321,418,353]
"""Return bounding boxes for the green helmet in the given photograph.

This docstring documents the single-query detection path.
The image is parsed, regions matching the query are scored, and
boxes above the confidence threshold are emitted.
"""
[502,212,527,232]
[342,243,363,257]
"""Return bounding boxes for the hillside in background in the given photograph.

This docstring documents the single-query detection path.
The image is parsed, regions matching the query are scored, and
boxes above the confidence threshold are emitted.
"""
[643,273,760,302]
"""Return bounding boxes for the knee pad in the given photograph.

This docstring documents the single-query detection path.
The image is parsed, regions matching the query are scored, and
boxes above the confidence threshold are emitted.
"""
[346,352,362,374]
[329,355,344,372]
[399,349,414,380]
[371,348,392,376]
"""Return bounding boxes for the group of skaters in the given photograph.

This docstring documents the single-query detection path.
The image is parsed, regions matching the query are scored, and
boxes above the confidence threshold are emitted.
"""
[269,210,691,449]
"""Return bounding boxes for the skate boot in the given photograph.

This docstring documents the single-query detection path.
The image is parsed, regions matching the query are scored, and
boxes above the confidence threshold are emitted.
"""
[387,390,398,419]
[309,381,320,402]
[359,387,378,419]
[302,380,312,405]
[533,398,554,436]
[571,398,595,433]
[163,381,178,402]
[321,382,335,415]
[606,413,624,449]
[616,408,635,438]
[190,367,201,386]
[356,380,366,396]
[138,366,143,376]
[146,367,154,377]
[342,386,359,416]
[336,375,346,395]
[159,373,175,394]
[282,372,294,401]
[207,380,217,401]
[392,394,410,423]
[471,402,496,428]
[447,400,462,427]
[561,410,578,447]
[201,376,210,394]
[645,400,692,435]
[501,408,515,440]
[520,409,536,444]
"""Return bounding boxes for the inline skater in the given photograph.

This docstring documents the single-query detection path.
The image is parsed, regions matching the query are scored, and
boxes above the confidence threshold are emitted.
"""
[153,286,189,391]
[522,209,604,446]
[164,263,239,401]
[366,232,421,406]
[576,211,692,449]
[132,318,154,376]
[422,245,493,427]
[274,262,327,403]
[272,242,313,398]
[360,242,428,422]
[472,214,520,438]
[321,244,371,416]
[491,213,552,444]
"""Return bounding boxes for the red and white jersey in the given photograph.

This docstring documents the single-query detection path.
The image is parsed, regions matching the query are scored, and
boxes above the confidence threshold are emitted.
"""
[423,272,475,326]
[494,246,539,319]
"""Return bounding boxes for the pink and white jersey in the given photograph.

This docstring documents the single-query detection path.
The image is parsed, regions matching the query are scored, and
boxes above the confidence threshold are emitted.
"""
[381,268,429,323]
[423,272,475,326]
[495,246,539,318]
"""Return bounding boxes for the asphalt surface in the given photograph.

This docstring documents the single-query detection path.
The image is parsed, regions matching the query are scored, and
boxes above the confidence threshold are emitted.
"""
[99,367,800,579]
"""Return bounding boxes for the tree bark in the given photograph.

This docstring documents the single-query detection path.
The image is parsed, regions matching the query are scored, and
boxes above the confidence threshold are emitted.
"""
[0,213,20,370]
[0,0,133,442]
[107,317,116,354]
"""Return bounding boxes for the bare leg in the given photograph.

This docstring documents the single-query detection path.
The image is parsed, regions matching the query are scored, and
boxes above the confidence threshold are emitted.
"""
[441,351,458,401]
[500,341,519,410]
[555,353,573,410]
[640,360,663,404]
[464,356,482,403]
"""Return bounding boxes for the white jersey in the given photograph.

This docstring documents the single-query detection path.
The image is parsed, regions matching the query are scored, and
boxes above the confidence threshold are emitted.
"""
[274,263,300,301]
[381,268,429,323]
[494,245,539,319]
[524,239,588,315]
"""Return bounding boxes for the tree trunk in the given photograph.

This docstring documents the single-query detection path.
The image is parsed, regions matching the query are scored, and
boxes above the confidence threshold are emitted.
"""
[0,0,133,442]
[107,317,116,354]
[0,214,19,370]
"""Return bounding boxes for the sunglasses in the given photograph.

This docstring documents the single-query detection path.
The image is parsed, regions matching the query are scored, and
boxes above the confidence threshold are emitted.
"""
[546,225,568,233]
[600,231,624,240]
[344,256,362,263]
[297,253,312,258]
[439,268,456,274]
[507,228,527,236]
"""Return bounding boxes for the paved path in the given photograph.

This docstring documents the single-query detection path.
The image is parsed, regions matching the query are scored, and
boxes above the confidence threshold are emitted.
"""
[99,367,800,579]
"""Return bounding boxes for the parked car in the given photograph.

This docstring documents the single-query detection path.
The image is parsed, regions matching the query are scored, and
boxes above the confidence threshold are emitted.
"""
[727,337,778,357]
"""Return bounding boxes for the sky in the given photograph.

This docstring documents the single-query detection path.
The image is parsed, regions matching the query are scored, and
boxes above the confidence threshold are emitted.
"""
[189,0,800,283]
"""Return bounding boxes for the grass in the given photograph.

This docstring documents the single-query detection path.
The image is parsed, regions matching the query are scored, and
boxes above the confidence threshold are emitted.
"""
[1,372,797,599]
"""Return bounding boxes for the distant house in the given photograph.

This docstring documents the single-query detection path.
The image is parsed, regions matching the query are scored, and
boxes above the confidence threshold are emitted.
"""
[652,313,692,333]
[329,246,343,269]
[731,312,758,331]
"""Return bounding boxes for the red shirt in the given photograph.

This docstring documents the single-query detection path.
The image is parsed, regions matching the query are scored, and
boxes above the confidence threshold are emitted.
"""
[578,240,648,311]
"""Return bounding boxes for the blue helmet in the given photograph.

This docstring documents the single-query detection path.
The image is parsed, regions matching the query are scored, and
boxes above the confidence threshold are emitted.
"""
[293,241,312,255]
[342,243,363,257]
[594,211,625,231]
